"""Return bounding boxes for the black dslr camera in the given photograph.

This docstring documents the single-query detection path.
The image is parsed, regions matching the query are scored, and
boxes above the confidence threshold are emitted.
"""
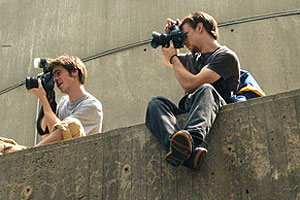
[151,24,186,49]
[25,58,54,94]
[26,58,57,136]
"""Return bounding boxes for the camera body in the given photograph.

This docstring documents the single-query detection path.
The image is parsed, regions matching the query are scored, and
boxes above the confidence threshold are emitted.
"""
[151,24,186,49]
[25,58,55,94]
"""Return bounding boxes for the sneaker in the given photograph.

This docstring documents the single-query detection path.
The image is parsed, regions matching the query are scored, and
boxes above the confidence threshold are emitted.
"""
[183,146,208,170]
[165,130,193,167]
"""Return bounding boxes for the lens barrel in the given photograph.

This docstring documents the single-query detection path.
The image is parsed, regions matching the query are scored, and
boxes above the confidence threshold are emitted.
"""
[25,77,38,90]
[151,32,172,48]
[151,32,161,48]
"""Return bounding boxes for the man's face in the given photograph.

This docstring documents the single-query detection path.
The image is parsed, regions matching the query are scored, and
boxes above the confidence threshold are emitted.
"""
[181,23,201,54]
[52,65,76,94]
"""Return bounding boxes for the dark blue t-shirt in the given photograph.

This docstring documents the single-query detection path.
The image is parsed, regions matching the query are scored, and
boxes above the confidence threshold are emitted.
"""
[178,46,240,103]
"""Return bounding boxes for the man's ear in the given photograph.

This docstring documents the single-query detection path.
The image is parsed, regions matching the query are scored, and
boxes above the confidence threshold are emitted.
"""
[71,69,78,77]
[196,22,204,33]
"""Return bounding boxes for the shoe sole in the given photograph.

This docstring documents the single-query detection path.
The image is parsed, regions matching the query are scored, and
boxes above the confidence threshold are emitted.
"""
[165,131,193,167]
[193,147,208,170]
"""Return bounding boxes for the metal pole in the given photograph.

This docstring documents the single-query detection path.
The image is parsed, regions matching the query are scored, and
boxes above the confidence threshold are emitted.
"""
[34,99,40,145]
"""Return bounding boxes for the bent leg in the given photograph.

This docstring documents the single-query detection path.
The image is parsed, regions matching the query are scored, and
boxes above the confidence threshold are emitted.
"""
[145,96,185,152]
[35,117,85,147]
[184,84,226,146]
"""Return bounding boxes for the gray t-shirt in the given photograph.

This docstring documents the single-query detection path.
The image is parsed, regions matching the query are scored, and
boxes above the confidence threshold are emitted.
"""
[56,92,103,135]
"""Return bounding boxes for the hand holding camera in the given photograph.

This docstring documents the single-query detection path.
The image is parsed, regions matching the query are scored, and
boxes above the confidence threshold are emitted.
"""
[26,58,54,93]
[26,58,56,103]
[164,18,181,34]
[27,78,47,100]
[161,40,179,63]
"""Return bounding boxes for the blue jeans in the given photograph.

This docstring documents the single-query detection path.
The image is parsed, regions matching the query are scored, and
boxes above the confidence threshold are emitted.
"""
[145,84,226,152]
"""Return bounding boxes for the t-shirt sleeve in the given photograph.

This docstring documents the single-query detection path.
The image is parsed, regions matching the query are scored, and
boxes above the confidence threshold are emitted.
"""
[206,52,239,80]
[177,53,196,72]
[69,101,103,135]
[56,96,66,117]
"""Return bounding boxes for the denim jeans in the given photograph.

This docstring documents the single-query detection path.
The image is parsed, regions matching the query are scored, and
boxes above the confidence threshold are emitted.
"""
[145,84,226,152]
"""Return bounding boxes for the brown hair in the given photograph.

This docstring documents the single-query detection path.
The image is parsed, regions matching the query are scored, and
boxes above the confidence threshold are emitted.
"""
[179,11,219,40]
[48,55,87,84]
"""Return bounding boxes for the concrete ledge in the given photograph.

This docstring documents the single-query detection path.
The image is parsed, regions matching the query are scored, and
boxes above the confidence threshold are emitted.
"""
[0,89,299,200]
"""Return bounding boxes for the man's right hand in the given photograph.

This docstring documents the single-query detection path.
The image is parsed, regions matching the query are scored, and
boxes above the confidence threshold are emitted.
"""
[28,78,47,102]
[162,18,181,67]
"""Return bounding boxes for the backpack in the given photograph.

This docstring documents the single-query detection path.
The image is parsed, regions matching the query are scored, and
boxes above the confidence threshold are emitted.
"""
[231,69,265,102]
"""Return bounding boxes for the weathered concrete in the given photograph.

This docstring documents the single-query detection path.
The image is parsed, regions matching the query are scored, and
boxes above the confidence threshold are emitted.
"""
[0,89,299,200]
[0,0,299,146]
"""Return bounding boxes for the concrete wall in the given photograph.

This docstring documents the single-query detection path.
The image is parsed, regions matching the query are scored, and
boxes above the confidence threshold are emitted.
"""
[0,0,299,146]
[0,89,299,200]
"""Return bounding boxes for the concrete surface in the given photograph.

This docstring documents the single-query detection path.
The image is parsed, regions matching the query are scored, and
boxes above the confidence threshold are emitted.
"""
[0,0,299,146]
[0,89,299,200]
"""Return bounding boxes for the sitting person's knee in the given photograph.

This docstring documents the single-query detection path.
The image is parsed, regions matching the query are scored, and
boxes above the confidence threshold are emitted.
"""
[148,96,166,110]
[200,83,214,90]
[52,117,86,140]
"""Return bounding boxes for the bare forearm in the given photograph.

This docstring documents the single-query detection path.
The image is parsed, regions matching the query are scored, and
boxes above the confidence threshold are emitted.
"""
[172,57,221,93]
[171,56,198,93]
[162,53,173,67]
[35,129,63,147]
[161,45,179,67]
[40,96,60,131]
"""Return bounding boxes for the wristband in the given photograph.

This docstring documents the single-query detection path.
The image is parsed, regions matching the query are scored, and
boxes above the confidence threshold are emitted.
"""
[169,54,178,64]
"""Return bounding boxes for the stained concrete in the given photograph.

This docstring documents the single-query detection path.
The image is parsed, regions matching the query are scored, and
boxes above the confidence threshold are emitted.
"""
[0,1,299,146]
[0,89,299,200]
